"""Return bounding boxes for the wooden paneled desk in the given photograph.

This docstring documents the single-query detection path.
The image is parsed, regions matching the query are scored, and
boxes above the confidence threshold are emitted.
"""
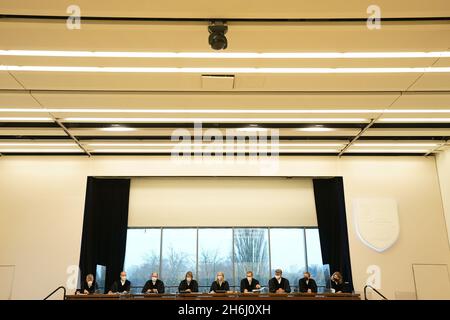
[65,292,360,300]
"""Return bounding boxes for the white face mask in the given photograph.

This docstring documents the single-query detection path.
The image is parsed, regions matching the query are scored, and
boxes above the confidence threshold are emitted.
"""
[87,281,93,286]
[275,275,281,280]
[186,277,192,282]
[121,276,126,282]
[152,277,157,282]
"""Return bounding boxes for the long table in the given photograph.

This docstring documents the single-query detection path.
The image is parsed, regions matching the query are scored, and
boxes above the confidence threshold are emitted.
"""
[65,292,360,300]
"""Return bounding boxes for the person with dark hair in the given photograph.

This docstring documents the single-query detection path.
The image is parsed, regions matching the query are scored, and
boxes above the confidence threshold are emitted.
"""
[178,271,199,293]
[299,271,318,293]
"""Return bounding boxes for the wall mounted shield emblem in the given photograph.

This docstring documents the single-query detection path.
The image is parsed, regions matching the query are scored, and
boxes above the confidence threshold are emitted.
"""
[353,198,400,252]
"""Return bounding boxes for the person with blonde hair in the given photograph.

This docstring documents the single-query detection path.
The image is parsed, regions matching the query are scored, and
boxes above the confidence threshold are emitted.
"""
[178,271,199,293]
[331,271,344,293]
[209,271,230,293]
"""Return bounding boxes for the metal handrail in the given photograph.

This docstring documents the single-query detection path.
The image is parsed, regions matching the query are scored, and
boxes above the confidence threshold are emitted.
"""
[43,286,67,300]
[364,285,388,300]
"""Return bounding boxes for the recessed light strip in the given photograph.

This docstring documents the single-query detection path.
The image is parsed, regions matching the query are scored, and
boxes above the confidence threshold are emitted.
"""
[1,50,450,59]
[2,66,450,73]
[2,108,450,114]
[62,117,367,123]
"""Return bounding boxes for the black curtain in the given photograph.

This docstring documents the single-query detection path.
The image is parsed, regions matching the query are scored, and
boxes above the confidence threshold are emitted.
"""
[312,177,354,292]
[79,177,130,293]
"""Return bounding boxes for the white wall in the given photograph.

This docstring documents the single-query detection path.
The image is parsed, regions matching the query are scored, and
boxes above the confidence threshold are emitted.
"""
[437,148,450,248]
[129,177,317,227]
[0,155,449,299]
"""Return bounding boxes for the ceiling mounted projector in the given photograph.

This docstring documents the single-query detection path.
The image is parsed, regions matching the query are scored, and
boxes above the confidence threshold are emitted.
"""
[208,21,228,50]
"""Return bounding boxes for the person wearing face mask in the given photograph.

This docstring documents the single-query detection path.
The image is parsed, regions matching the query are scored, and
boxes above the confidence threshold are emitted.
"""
[78,274,98,294]
[109,271,131,294]
[299,271,317,293]
[330,271,344,293]
[268,269,291,293]
[240,271,261,293]
[178,271,199,293]
[142,272,165,294]
[210,271,230,293]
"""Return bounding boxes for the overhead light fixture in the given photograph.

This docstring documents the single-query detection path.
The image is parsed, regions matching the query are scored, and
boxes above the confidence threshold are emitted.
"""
[379,118,450,122]
[0,117,53,121]
[90,148,340,153]
[346,149,429,153]
[87,142,344,147]
[2,108,450,114]
[0,142,77,147]
[2,66,450,73]
[1,50,450,59]
[208,21,228,50]
[0,148,81,153]
[63,117,367,123]
[353,143,440,147]
[100,126,137,132]
[297,127,336,132]
[235,127,269,132]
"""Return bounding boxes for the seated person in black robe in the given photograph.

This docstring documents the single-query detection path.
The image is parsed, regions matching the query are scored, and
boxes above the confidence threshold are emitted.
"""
[240,271,261,293]
[330,271,344,293]
[78,274,98,294]
[268,269,291,293]
[210,272,230,293]
[142,272,165,293]
[109,271,131,294]
[299,271,318,293]
[178,271,199,293]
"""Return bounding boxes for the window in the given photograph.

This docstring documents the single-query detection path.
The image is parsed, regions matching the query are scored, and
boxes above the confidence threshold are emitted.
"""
[124,227,323,292]
[161,228,197,292]
[124,228,161,292]
[305,228,329,288]
[269,228,306,286]
[234,228,270,285]
[198,229,233,291]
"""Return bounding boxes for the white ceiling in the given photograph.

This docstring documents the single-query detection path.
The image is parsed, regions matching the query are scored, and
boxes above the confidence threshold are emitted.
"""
[0,2,449,156]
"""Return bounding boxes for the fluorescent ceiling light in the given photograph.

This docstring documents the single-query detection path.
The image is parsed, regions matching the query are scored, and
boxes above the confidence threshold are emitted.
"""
[1,50,450,59]
[236,127,269,132]
[353,143,440,147]
[0,117,53,121]
[87,142,344,147]
[2,108,450,114]
[100,127,137,132]
[379,118,450,122]
[63,117,366,123]
[90,148,340,153]
[0,149,81,153]
[2,66,450,73]
[0,142,77,147]
[346,149,429,153]
[297,127,336,132]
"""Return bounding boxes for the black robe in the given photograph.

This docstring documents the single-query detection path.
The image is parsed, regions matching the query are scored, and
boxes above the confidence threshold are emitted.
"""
[299,278,318,293]
[142,279,165,293]
[80,281,98,294]
[331,280,344,293]
[178,279,199,293]
[240,278,260,292]
[210,281,230,292]
[110,279,131,293]
[268,277,291,293]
